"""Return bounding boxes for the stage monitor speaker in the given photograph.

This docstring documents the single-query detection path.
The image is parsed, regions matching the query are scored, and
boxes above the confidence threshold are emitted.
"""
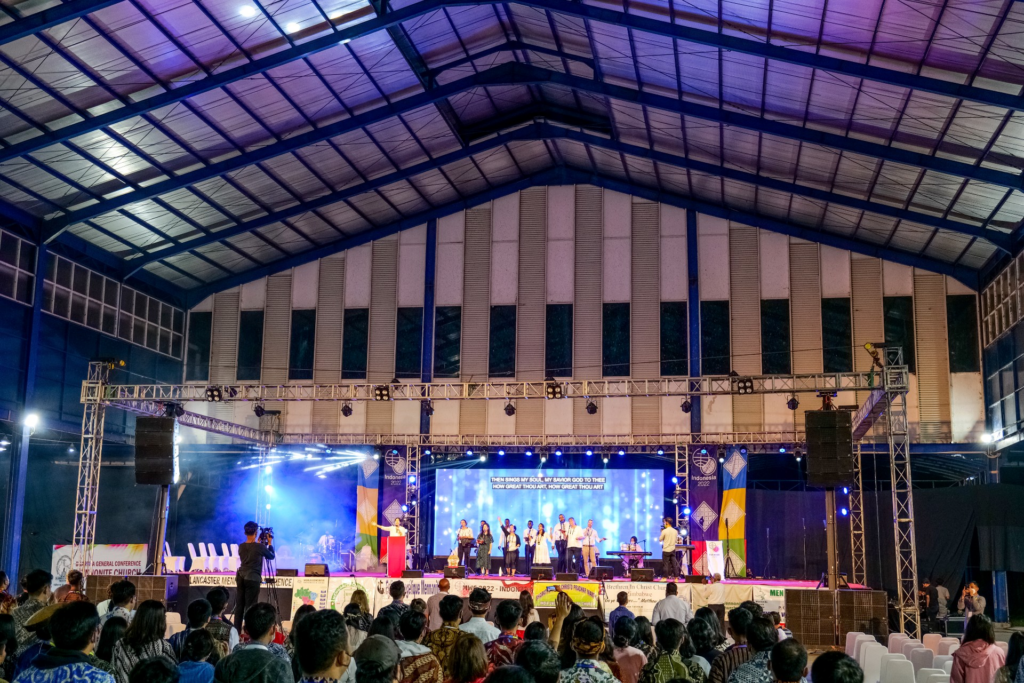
[805,410,855,488]
[630,569,654,582]
[684,575,706,584]
[402,570,424,579]
[135,417,176,485]
[555,573,578,581]
[277,569,298,577]
[304,563,329,577]
[531,567,553,580]
[443,567,466,579]
[588,566,615,580]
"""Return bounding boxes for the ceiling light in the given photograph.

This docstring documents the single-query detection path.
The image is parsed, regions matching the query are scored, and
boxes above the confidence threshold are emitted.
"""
[341,403,353,417]
[585,400,597,415]
[285,22,301,33]
[23,413,39,429]
[680,399,691,414]
[504,401,516,417]
[239,5,257,18]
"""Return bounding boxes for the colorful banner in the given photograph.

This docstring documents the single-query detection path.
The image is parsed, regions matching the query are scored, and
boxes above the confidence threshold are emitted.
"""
[378,446,409,563]
[449,578,534,603]
[752,585,786,625]
[533,581,601,609]
[355,457,380,571]
[688,446,720,543]
[290,577,330,616]
[689,583,752,612]
[326,577,380,613]
[599,582,691,621]
[718,446,747,577]
[51,545,147,590]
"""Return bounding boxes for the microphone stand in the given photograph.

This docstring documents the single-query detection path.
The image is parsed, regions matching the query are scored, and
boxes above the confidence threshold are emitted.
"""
[723,520,735,579]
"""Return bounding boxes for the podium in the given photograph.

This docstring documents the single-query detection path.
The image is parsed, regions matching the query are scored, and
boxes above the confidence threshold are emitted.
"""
[386,536,406,578]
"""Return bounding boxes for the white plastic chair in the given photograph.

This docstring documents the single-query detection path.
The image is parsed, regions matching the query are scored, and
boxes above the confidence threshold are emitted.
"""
[925,675,949,683]
[947,645,958,657]
[222,543,240,572]
[863,643,888,683]
[910,648,934,672]
[937,639,960,656]
[890,633,910,654]
[881,658,917,683]
[206,543,225,572]
[942,661,953,675]
[915,667,943,683]
[855,635,878,663]
[922,634,942,654]
[902,641,924,659]
[847,631,866,655]
[166,611,182,626]
[163,543,185,573]
[187,543,208,572]
[931,656,952,672]
[880,654,908,683]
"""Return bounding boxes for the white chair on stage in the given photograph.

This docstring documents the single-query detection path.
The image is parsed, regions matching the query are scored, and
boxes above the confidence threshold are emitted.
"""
[890,634,910,654]
[915,668,943,683]
[206,543,225,572]
[197,542,212,571]
[882,658,917,683]
[163,543,186,573]
[910,648,935,672]
[880,654,908,683]
[922,634,942,654]
[847,632,866,655]
[902,641,924,659]
[187,543,208,572]
[222,543,240,572]
[931,655,952,672]
[855,635,878,663]
[942,661,953,675]
[863,643,888,683]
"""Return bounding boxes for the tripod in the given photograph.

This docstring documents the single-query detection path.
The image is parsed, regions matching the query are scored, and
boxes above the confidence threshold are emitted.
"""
[262,544,282,625]
[723,521,736,579]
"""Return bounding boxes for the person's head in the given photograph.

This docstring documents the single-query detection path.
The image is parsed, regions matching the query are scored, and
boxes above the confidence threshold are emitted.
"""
[399,610,428,643]
[481,521,489,532]
[469,588,491,616]
[111,580,137,608]
[558,603,586,652]
[1006,633,1024,675]
[66,570,84,588]
[559,514,565,522]
[410,598,427,614]
[297,610,351,679]
[243,602,278,643]
[293,603,317,626]
[613,616,637,649]
[186,598,213,629]
[769,612,782,627]
[968,581,979,596]
[50,601,101,653]
[0,614,17,663]
[95,616,127,662]
[504,518,510,525]
[368,616,396,640]
[449,634,489,683]
[665,582,678,597]
[519,591,535,626]
[389,581,406,601]
[515,640,560,683]
[23,569,52,599]
[0,570,9,592]
[617,592,628,606]
[964,614,995,644]
[538,523,545,535]
[630,536,638,545]
[484,666,533,683]
[936,578,944,587]
[739,600,764,619]
[747,617,779,653]
[771,638,808,683]
[182,628,216,663]
[244,520,259,538]
[128,656,179,683]
[694,607,725,645]
[571,619,605,659]
[654,618,684,652]
[439,579,451,593]
[207,587,229,616]
[664,518,672,528]
[524,622,548,642]
[355,635,402,683]
[351,589,371,614]
[568,517,575,526]
[460,520,467,528]
[810,652,864,683]
[528,521,534,528]
[494,599,522,633]
[687,617,715,654]
[124,600,167,650]
[922,577,932,587]
[587,520,593,528]
[726,607,753,643]
[439,594,464,625]
[633,616,654,647]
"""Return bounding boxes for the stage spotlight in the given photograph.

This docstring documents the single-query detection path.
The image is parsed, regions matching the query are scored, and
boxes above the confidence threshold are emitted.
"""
[671,476,678,484]
[618,449,625,456]
[205,386,222,402]
[374,385,391,401]
[779,446,786,453]
[0,439,10,446]
[466,449,474,457]
[372,452,380,461]
[840,507,849,516]
[498,449,505,456]
[794,449,802,462]
[843,486,849,495]
[585,400,598,415]
[657,448,665,456]
[700,448,707,454]
[163,402,176,417]
[602,457,609,464]
[981,432,994,443]
[408,475,416,484]
[735,377,754,395]
[555,449,562,457]
[586,449,593,456]
[479,454,487,462]
[401,504,408,512]
[264,485,273,494]
[540,452,547,463]
[253,403,265,418]
[739,446,747,455]
[525,449,533,456]
[680,399,691,413]
[68,446,75,454]
[786,397,799,411]
[681,528,688,537]
[265,503,271,510]
[424,448,431,455]
[545,379,563,399]
[672,498,678,504]
[422,400,434,416]
[683,506,691,516]
[341,403,354,417]
[718,454,725,464]
[504,401,516,417]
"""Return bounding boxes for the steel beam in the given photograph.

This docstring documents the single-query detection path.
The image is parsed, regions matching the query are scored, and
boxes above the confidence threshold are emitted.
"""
[687,210,702,434]
[0,0,121,46]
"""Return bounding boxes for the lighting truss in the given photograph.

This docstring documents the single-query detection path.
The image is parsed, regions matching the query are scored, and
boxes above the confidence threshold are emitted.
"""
[278,432,807,447]
[71,361,111,577]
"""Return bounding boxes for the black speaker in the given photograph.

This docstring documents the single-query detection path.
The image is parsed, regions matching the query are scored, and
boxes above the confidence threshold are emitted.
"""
[588,566,615,580]
[443,567,466,579]
[630,569,654,582]
[402,570,424,578]
[684,575,706,584]
[531,567,553,580]
[135,417,176,485]
[555,573,578,581]
[304,563,329,577]
[277,569,299,577]
[805,410,855,488]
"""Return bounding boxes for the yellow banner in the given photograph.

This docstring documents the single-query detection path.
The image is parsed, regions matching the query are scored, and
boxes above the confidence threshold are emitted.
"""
[717,488,746,540]
[532,581,601,609]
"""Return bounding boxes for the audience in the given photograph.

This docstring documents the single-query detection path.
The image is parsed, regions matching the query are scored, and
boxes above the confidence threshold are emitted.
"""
[687,619,719,667]
[519,593,539,628]
[205,588,238,656]
[692,609,726,653]
[178,629,216,683]
[482,666,532,683]
[560,620,617,683]
[556,604,587,669]
[952,614,1005,683]
[425,595,470,678]
[169,600,213,661]
[215,603,291,683]
[427,581,452,632]
[678,627,709,681]
[112,600,175,683]
[638,619,690,683]
[996,632,1023,683]
[397,610,443,683]
[485,601,523,668]
[514,641,560,683]
[460,590,499,644]
[651,584,693,626]
[611,617,647,683]
[371,616,398,642]
[608,595,633,634]
[53,571,87,604]
[294,610,351,683]
[15,601,113,683]
[768,614,791,643]
[96,617,128,666]
[0,613,17,681]
[287,605,317,661]
[129,656,178,683]
[769,639,806,683]
[12,569,52,655]
[379,583,409,627]
[725,617,777,683]
[14,604,59,680]
[446,635,490,683]
[355,635,403,683]
[523,623,547,643]
[102,581,137,628]
[0,572,15,615]
[810,652,862,683]
[706,608,753,683]
[411,600,428,616]
[630,617,656,662]
[736,603,762,621]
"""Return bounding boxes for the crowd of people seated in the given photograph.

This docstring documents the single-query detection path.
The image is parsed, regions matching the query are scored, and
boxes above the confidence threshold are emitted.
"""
[2,568,1016,683]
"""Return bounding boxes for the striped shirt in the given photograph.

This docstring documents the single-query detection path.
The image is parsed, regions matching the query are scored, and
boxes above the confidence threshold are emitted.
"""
[708,645,752,683]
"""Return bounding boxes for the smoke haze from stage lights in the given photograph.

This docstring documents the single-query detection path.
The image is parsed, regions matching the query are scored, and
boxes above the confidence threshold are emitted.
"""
[433,467,665,556]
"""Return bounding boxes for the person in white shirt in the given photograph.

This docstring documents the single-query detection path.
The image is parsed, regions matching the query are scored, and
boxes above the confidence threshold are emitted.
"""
[523,521,537,574]
[581,520,607,576]
[553,514,569,573]
[504,525,521,576]
[459,587,500,643]
[426,578,451,631]
[566,517,584,575]
[658,517,680,579]
[533,523,551,566]
[498,518,511,575]
[651,582,693,625]
[456,519,474,570]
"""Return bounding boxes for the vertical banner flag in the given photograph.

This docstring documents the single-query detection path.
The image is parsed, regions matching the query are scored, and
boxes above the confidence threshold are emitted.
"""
[379,446,409,563]
[355,456,380,571]
[718,445,748,577]
[688,445,720,576]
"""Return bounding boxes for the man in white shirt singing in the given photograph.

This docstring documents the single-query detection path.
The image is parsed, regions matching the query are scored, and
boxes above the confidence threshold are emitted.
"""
[581,519,607,577]
[658,517,680,579]
[456,519,474,571]
[554,514,569,573]
[504,524,521,576]
[566,517,584,576]
[523,521,537,574]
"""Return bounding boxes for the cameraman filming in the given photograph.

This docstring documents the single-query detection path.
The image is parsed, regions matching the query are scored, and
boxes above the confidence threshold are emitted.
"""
[235,520,276,627]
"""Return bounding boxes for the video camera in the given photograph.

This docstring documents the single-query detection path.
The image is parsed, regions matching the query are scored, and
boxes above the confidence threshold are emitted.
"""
[257,526,274,545]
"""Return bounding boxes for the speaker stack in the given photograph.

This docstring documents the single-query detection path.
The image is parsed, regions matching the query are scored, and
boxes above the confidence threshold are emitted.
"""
[135,417,177,485]
[805,410,855,488]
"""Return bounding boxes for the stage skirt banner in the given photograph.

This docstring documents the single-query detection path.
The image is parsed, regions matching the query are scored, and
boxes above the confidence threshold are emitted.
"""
[717,446,748,577]
[355,458,380,571]
[184,574,297,589]
[599,582,692,621]
[51,545,147,590]
[688,446,720,543]
[689,583,753,612]
[752,585,786,625]
[370,577,444,615]
[379,446,409,564]
[449,578,534,602]
[533,581,601,609]
[290,577,331,615]
[326,577,380,612]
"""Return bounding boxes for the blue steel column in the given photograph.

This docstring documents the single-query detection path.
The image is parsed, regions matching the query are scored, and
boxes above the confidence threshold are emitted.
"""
[3,242,47,579]
[420,219,437,433]
[686,211,701,434]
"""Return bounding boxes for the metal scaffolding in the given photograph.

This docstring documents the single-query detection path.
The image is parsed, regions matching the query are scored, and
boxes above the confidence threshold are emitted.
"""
[849,443,867,586]
[406,445,422,558]
[71,361,112,576]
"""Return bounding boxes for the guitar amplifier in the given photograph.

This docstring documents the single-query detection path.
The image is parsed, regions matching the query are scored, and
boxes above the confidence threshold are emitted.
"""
[531,567,553,580]
[631,569,654,582]
[588,566,615,580]
[277,569,299,577]
[304,563,329,577]
[443,567,466,579]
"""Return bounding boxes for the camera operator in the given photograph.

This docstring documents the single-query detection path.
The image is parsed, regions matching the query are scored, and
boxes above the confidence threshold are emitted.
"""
[235,521,276,627]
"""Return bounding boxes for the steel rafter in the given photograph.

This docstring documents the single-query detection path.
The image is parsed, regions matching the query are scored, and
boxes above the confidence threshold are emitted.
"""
[279,432,804,446]
[0,0,121,46]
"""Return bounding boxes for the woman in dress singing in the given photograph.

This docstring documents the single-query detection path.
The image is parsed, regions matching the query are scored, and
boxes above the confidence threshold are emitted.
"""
[533,523,551,566]
[476,521,494,576]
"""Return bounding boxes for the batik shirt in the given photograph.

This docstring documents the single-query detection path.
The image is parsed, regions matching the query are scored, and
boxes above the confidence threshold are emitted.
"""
[484,635,522,667]
[561,660,620,683]
[639,649,694,683]
[727,651,772,683]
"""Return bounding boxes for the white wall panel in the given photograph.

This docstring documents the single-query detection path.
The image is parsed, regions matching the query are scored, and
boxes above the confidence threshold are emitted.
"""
[951,373,985,442]
[759,232,789,299]
[488,400,516,436]
[602,396,632,434]
[397,225,426,307]
[883,261,913,296]
[345,244,372,308]
[436,213,465,307]
[292,261,319,309]
[548,186,575,239]
[193,295,214,312]
[241,279,266,310]
[286,401,312,434]
[702,395,733,433]
[698,214,729,300]
[392,400,421,434]
[603,237,631,302]
[493,193,520,241]
[430,401,460,435]
[763,395,795,431]
[661,236,687,301]
[661,396,690,434]
[604,191,631,238]
[946,277,974,296]
[545,398,574,435]
[820,246,851,297]
[492,241,519,305]
[547,240,574,303]
[661,204,686,237]
[336,400,367,434]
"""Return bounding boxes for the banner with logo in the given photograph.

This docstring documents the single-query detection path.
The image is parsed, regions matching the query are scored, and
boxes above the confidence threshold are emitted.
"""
[379,446,409,563]
[290,577,330,616]
[718,446,747,577]
[599,581,691,621]
[51,545,147,590]
[449,578,534,603]
[533,581,601,609]
[370,577,443,615]
[355,457,380,571]
[688,446,720,543]
[325,576,380,612]
[689,582,752,611]
[752,585,786,625]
